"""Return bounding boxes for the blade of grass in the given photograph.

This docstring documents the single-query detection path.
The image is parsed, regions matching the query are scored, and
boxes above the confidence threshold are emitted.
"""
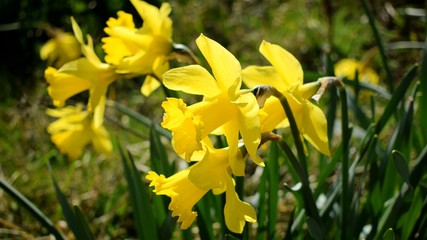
[360,0,393,92]
[118,143,159,240]
[108,100,171,140]
[375,65,418,135]
[149,125,171,176]
[418,35,427,143]
[0,178,67,240]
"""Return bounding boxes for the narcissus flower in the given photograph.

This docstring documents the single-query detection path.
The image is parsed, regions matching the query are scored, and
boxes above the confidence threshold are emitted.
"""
[40,30,81,68]
[334,58,379,86]
[102,0,173,96]
[146,142,256,233]
[46,97,112,160]
[243,41,330,156]
[162,34,262,176]
[44,18,119,112]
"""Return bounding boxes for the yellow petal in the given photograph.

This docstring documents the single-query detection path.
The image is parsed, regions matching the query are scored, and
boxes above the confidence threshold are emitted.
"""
[115,36,171,74]
[47,104,111,159]
[47,107,91,159]
[141,75,161,96]
[40,39,57,61]
[92,95,106,128]
[189,97,234,136]
[45,66,91,107]
[299,102,331,156]
[188,147,229,192]
[334,58,359,80]
[259,40,303,88]
[131,0,172,38]
[259,97,288,132]
[163,65,221,98]
[91,125,112,155]
[51,127,91,159]
[224,176,256,233]
[242,65,287,92]
[71,17,103,66]
[146,169,208,229]
[105,11,135,30]
[102,35,139,66]
[235,93,263,166]
[222,120,245,176]
[196,34,241,91]
[161,98,203,161]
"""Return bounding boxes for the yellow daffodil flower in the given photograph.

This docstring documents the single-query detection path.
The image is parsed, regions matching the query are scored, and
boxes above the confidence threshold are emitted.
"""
[146,141,256,233]
[334,58,379,87]
[40,31,81,68]
[161,98,204,161]
[161,34,262,176]
[102,0,173,96]
[46,97,112,160]
[146,169,207,229]
[243,41,330,156]
[44,18,119,112]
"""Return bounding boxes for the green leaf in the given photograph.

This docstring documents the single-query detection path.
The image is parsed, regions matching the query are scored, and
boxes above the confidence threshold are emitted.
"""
[149,125,171,176]
[0,178,66,240]
[360,0,393,92]
[391,150,412,189]
[375,65,418,135]
[118,143,159,240]
[196,196,215,240]
[267,142,280,238]
[108,100,171,140]
[418,37,427,143]
[399,187,424,239]
[382,228,395,240]
[256,164,268,240]
[51,170,94,240]
[74,206,95,239]
[307,216,323,240]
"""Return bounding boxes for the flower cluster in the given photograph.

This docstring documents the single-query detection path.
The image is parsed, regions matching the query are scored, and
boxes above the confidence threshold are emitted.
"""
[42,0,175,159]
[147,34,331,233]
[41,0,331,234]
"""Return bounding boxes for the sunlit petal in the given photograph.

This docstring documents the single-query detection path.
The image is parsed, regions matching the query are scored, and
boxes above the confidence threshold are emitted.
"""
[235,93,263,166]
[259,40,303,88]
[188,147,229,193]
[224,175,257,233]
[141,75,161,96]
[163,65,221,98]
[161,98,203,161]
[196,34,241,91]
[222,121,245,176]
[45,66,91,107]
[146,169,207,229]
[299,102,330,156]
[242,65,286,92]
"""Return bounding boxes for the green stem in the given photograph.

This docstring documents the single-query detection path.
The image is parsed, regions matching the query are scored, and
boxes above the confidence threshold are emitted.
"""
[274,94,323,237]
